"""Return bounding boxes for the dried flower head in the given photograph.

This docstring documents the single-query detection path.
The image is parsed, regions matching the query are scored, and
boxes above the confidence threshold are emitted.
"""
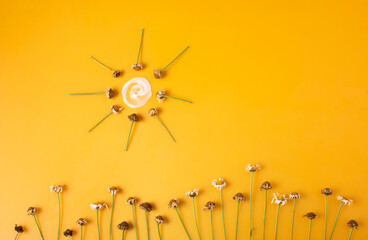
[185,189,199,198]
[321,188,333,195]
[156,90,166,102]
[155,216,164,224]
[168,199,180,209]
[260,181,272,190]
[271,193,287,206]
[245,164,261,172]
[232,193,246,202]
[76,218,87,226]
[27,207,37,215]
[289,192,300,199]
[63,229,73,237]
[90,203,108,210]
[347,220,359,229]
[211,178,226,190]
[153,69,161,79]
[113,70,120,78]
[105,88,114,99]
[337,196,353,206]
[148,108,158,116]
[107,186,119,195]
[126,197,137,205]
[117,221,130,230]
[303,212,317,220]
[50,185,64,193]
[132,64,143,71]
[15,225,24,233]
[128,113,140,122]
[203,201,216,211]
[139,202,153,212]
[111,105,123,114]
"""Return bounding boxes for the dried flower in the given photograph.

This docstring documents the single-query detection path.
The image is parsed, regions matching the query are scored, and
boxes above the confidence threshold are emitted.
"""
[203,201,216,211]
[111,105,123,114]
[76,218,87,225]
[107,186,119,195]
[113,70,121,78]
[117,221,130,230]
[168,199,180,209]
[126,197,137,205]
[245,164,261,172]
[153,46,189,79]
[139,202,153,212]
[89,56,120,78]
[347,220,359,229]
[211,178,226,190]
[90,203,108,210]
[63,229,73,237]
[260,181,272,190]
[27,207,37,215]
[128,114,140,121]
[105,88,114,99]
[232,193,245,202]
[289,192,300,199]
[148,107,176,142]
[15,225,24,233]
[50,185,64,192]
[156,90,166,102]
[126,114,140,151]
[133,28,144,71]
[148,108,158,116]
[153,69,162,79]
[337,196,353,206]
[321,188,333,195]
[132,64,143,71]
[155,216,165,224]
[186,189,199,197]
[271,193,287,206]
[303,212,317,220]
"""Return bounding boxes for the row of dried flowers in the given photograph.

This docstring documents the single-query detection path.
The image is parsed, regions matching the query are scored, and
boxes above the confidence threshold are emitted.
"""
[15,165,359,240]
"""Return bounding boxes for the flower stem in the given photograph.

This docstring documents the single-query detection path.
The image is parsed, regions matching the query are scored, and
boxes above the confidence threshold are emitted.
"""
[192,197,201,240]
[324,195,327,240]
[125,121,134,151]
[57,192,61,240]
[89,56,114,72]
[157,223,162,240]
[89,111,113,133]
[145,211,149,240]
[80,225,83,240]
[308,219,312,240]
[348,227,353,240]
[220,189,227,240]
[131,205,139,240]
[164,95,192,104]
[290,198,296,240]
[96,209,101,240]
[328,203,343,240]
[122,229,126,240]
[249,171,254,240]
[274,204,281,240]
[210,210,214,240]
[15,232,19,240]
[262,189,268,240]
[109,194,115,240]
[70,92,105,95]
[136,28,144,64]
[235,200,240,240]
[161,46,189,72]
[175,207,191,240]
[155,115,175,142]
[33,215,44,240]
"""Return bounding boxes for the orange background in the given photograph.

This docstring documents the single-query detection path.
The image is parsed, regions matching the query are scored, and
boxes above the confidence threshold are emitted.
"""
[1,0,367,239]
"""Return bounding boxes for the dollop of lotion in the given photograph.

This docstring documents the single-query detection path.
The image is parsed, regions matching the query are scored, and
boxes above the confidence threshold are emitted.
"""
[122,77,152,108]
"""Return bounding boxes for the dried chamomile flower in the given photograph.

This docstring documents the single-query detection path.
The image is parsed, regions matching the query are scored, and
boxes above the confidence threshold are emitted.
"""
[321,188,332,195]
[156,90,166,102]
[132,64,143,71]
[111,105,123,114]
[271,193,287,206]
[289,192,300,199]
[63,229,73,237]
[155,216,165,224]
[168,199,180,209]
[132,28,144,71]
[232,193,245,202]
[139,202,153,212]
[105,88,114,99]
[153,46,189,79]
[245,164,261,172]
[50,185,64,192]
[347,220,359,229]
[260,181,272,190]
[128,114,140,121]
[107,186,120,195]
[89,56,121,78]
[153,69,162,79]
[15,224,24,233]
[337,196,353,206]
[90,203,108,210]
[186,189,199,197]
[148,108,158,116]
[211,178,226,190]
[303,212,317,220]
[203,201,216,211]
[126,197,137,205]
[117,221,130,230]
[27,207,37,215]
[76,218,87,225]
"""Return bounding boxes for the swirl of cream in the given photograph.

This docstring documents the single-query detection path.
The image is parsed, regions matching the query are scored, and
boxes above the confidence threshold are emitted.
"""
[122,77,152,108]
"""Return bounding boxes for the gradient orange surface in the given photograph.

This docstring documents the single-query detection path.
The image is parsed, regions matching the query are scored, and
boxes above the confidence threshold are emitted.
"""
[1,0,367,239]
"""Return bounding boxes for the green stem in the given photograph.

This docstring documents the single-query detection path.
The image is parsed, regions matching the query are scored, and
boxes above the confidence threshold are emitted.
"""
[155,115,175,142]
[157,223,162,240]
[125,121,134,151]
[89,111,113,133]
[33,215,44,240]
[136,28,144,64]
[192,197,201,240]
[210,210,214,240]
[109,194,115,240]
[262,189,268,240]
[161,46,189,72]
[324,195,327,240]
[57,192,61,240]
[122,229,125,240]
[274,204,281,240]
[164,95,192,104]
[328,203,344,240]
[70,92,105,95]
[220,189,227,240]
[80,225,83,240]
[290,198,296,240]
[145,211,149,240]
[175,207,191,240]
[89,56,114,72]
[235,201,240,240]
[249,171,254,240]
[131,205,138,240]
[308,219,312,240]
[348,227,353,240]
[96,209,101,240]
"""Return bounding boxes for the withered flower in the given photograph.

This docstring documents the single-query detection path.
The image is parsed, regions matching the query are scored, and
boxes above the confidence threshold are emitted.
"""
[260,181,272,190]
[27,207,37,215]
[90,203,108,210]
[139,202,153,212]
[117,221,130,230]
[126,114,140,151]
[203,201,215,211]
[89,56,121,78]
[63,229,73,237]
[153,69,162,79]
[148,107,176,142]
[128,114,140,122]
[347,220,359,229]
[76,218,87,225]
[245,164,261,172]
[112,70,121,78]
[89,105,123,133]
[126,197,137,205]
[289,192,300,199]
[211,178,226,190]
[15,224,24,233]
[132,64,143,71]
[232,193,245,202]
[27,207,44,239]
[168,199,180,209]
[133,28,144,71]
[50,185,65,192]
[148,108,158,116]
[105,88,114,99]
[156,90,166,102]
[185,189,199,197]
[107,186,119,195]
[321,188,332,195]
[155,216,164,224]
[337,196,353,206]
[153,46,189,79]
[111,105,123,114]
[304,212,317,220]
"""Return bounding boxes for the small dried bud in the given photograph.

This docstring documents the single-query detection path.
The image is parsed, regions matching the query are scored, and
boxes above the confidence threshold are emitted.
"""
[303,212,317,220]
[156,90,166,102]
[107,186,119,195]
[126,197,137,205]
[63,229,73,237]
[15,225,24,233]
[260,181,272,190]
[132,64,143,71]
[105,88,114,99]
[203,201,215,211]
[185,189,199,198]
[50,185,65,193]
[289,192,300,199]
[27,207,37,215]
[76,218,87,225]
[232,193,245,202]
[168,199,179,209]
[139,202,153,212]
[113,70,120,78]
[245,164,261,172]
[153,69,161,79]
[117,221,130,230]
[347,220,359,229]
[148,108,158,116]
[155,216,164,224]
[321,188,333,195]
[111,105,123,114]
[128,114,139,122]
